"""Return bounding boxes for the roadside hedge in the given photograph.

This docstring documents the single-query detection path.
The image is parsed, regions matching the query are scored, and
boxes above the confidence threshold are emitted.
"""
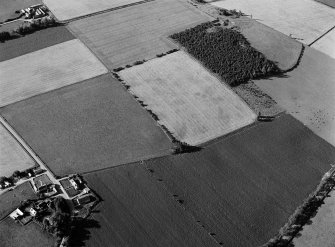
[170,22,280,86]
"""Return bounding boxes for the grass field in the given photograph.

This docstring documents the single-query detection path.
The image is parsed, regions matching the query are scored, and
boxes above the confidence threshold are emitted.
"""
[315,0,335,8]
[0,26,75,62]
[0,39,107,107]
[0,0,42,22]
[293,190,335,247]
[143,114,335,247]
[254,46,335,147]
[0,182,37,220]
[311,29,335,59]
[44,0,143,21]
[82,164,218,247]
[69,0,210,69]
[0,74,173,176]
[120,51,256,145]
[0,218,54,247]
[0,123,35,177]
[211,0,335,45]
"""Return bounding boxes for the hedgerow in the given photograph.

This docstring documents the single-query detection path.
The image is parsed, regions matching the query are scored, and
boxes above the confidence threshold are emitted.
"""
[170,22,280,86]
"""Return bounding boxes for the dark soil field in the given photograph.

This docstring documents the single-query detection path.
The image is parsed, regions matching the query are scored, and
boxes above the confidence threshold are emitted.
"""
[142,114,335,247]
[0,74,173,176]
[0,217,54,247]
[0,26,75,62]
[0,182,37,220]
[82,164,219,247]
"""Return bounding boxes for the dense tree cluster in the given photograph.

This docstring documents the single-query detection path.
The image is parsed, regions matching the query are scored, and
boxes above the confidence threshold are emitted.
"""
[170,22,280,86]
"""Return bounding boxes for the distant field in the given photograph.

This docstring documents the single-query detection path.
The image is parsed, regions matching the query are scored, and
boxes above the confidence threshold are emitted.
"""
[0,217,54,247]
[255,46,335,147]
[0,182,37,220]
[311,29,335,59]
[211,0,335,45]
[315,0,335,8]
[82,164,217,247]
[0,39,107,107]
[120,51,256,145]
[0,123,35,177]
[0,0,42,22]
[144,114,335,247]
[69,0,210,69]
[0,26,75,62]
[44,0,142,21]
[0,74,173,176]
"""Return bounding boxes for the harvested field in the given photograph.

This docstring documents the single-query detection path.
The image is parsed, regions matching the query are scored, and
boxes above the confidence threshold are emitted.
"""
[0,217,54,247]
[316,0,335,8]
[69,0,210,69]
[144,114,335,247]
[293,190,335,247]
[44,0,143,21]
[211,0,335,45]
[254,46,335,147]
[311,29,335,59]
[0,74,173,176]
[0,0,42,22]
[0,39,107,107]
[0,26,75,62]
[0,123,35,177]
[0,182,37,220]
[119,51,256,146]
[82,164,218,247]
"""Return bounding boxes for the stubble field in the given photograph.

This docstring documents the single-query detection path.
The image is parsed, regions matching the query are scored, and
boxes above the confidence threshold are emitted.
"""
[82,164,218,247]
[143,114,335,247]
[211,0,335,45]
[69,0,210,69]
[0,39,107,107]
[0,74,173,176]
[120,51,256,146]
[0,123,35,177]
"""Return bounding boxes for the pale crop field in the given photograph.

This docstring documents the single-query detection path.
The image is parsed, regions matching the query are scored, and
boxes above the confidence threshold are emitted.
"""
[211,0,335,45]
[119,51,256,146]
[69,0,210,69]
[43,0,142,21]
[0,39,107,107]
[312,30,335,59]
[0,123,35,177]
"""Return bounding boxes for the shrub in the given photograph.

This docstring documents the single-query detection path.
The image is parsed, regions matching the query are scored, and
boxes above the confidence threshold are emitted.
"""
[170,22,280,86]
[0,31,11,41]
[12,170,21,178]
[113,67,124,72]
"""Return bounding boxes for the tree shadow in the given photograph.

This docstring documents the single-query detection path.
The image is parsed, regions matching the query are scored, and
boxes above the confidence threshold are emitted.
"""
[68,217,101,247]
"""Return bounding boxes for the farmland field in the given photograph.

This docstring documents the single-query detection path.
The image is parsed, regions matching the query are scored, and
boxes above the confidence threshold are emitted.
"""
[0,0,42,23]
[144,114,335,247]
[311,29,335,59]
[119,51,256,146]
[211,0,335,45]
[69,0,210,69]
[315,0,335,8]
[254,46,335,147]
[44,0,143,21]
[0,74,173,176]
[82,164,218,247]
[0,182,37,220]
[0,123,35,177]
[0,217,54,247]
[0,26,75,62]
[0,39,107,107]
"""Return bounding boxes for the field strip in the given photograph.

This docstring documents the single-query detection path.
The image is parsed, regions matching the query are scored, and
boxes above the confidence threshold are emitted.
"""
[119,51,257,146]
[43,0,150,21]
[0,39,107,107]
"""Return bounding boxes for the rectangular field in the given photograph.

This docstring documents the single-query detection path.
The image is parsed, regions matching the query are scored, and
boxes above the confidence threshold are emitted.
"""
[0,26,75,62]
[119,51,256,145]
[211,0,335,45]
[0,123,35,177]
[69,0,210,69]
[254,46,335,147]
[311,29,335,59]
[0,39,107,107]
[0,74,173,176]
[82,164,217,247]
[44,0,143,21]
[144,114,335,247]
